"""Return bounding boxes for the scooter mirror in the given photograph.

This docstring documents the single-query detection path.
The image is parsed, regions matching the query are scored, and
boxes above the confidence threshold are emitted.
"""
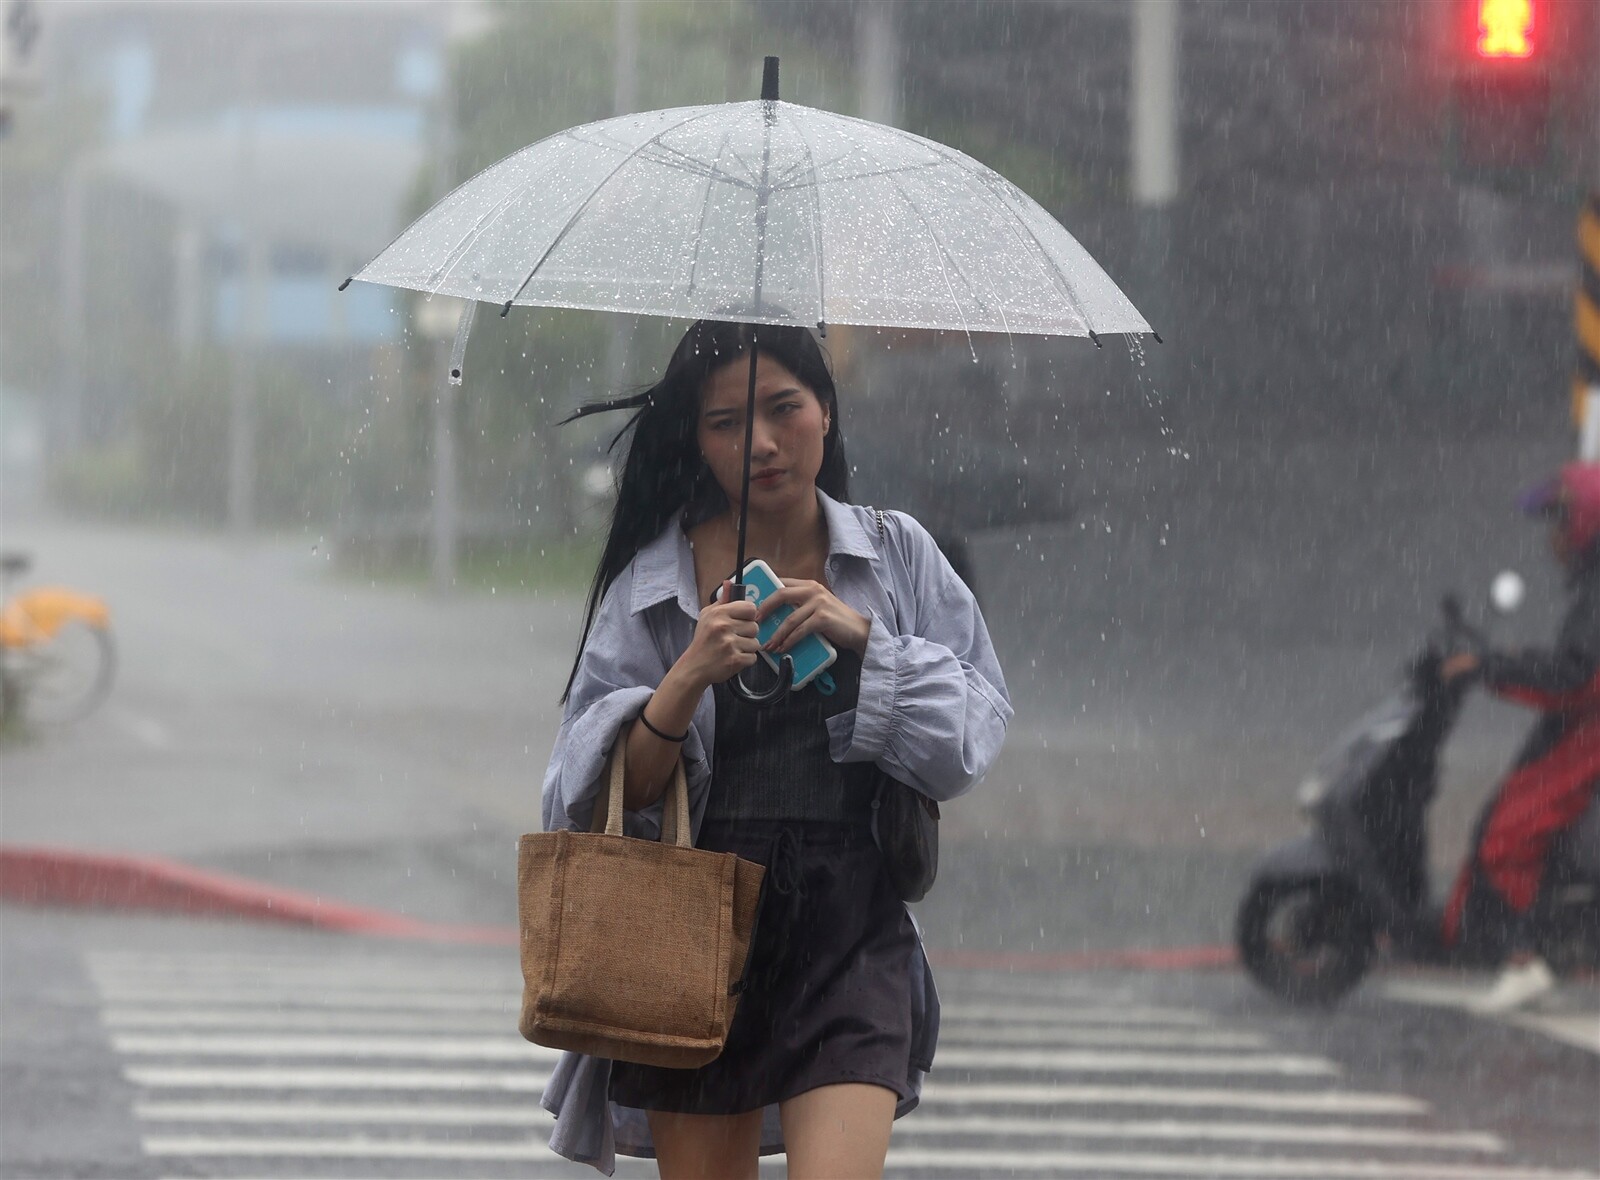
[1490,569,1526,616]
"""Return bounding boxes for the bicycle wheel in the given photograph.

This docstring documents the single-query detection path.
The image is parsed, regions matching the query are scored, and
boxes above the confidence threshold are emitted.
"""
[18,621,116,725]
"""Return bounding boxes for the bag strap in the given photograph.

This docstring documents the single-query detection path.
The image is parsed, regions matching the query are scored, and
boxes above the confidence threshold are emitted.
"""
[590,731,692,847]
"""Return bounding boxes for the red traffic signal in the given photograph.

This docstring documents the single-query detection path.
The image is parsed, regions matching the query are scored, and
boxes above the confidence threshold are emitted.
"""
[1451,0,1552,171]
[1474,0,1536,59]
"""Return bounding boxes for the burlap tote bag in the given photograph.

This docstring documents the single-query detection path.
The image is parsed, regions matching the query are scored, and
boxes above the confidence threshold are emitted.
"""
[518,734,766,1068]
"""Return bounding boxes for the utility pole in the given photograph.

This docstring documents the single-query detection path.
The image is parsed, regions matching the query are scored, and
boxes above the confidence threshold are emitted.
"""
[228,65,261,538]
[1130,0,1178,393]
[855,0,900,128]
[604,0,636,399]
[429,61,460,593]
[57,159,86,455]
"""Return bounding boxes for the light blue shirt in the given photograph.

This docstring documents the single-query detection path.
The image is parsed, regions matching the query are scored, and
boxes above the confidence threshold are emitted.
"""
[538,491,1012,1174]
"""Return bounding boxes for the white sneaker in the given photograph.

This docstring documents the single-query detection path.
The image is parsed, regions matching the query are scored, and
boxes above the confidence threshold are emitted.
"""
[1476,957,1556,1014]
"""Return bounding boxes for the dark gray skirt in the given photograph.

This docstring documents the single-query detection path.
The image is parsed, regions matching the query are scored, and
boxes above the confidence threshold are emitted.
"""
[607,818,917,1115]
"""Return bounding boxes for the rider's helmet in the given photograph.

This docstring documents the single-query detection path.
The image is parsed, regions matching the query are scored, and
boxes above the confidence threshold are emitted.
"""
[1519,462,1600,562]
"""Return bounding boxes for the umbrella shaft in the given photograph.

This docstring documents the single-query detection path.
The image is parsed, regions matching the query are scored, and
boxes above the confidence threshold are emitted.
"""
[735,340,759,578]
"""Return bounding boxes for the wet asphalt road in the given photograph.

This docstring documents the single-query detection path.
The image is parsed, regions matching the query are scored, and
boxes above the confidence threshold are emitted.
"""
[1,516,1596,1177]
[3,906,1596,1180]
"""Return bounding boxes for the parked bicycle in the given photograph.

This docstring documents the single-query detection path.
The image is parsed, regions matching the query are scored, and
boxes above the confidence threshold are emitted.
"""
[0,552,115,727]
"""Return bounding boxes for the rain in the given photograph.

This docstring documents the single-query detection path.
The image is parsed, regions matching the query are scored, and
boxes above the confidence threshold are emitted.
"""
[1,2,1597,1178]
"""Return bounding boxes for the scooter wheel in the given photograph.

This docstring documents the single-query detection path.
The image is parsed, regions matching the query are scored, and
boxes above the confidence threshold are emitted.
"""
[1237,877,1373,1007]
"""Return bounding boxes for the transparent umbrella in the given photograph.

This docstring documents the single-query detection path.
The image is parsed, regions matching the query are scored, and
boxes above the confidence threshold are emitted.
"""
[345,57,1153,700]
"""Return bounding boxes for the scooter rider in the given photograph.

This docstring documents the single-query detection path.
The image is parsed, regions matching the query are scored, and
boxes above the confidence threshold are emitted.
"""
[1440,461,1600,1011]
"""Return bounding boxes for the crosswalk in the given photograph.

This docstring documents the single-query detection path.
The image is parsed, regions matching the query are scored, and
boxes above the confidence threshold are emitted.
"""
[86,949,1599,1180]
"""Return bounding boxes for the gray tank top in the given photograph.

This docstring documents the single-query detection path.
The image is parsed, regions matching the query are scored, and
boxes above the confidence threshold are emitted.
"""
[704,649,877,823]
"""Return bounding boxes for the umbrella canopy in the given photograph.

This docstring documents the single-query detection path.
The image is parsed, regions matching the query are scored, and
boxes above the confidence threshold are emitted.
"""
[347,59,1151,703]
[350,82,1148,340]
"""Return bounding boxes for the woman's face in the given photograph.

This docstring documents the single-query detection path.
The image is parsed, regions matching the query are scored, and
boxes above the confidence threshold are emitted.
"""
[698,353,831,517]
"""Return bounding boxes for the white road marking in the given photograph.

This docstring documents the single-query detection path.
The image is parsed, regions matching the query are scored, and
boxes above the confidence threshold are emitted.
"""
[101,1007,505,1032]
[115,1032,1339,1080]
[91,971,515,996]
[131,1100,1504,1152]
[113,1031,1334,1077]
[878,1149,1600,1179]
[920,1082,1426,1115]
[90,986,518,1012]
[137,1137,1596,1178]
[101,1006,1265,1047]
[933,1046,1338,1076]
[1514,1012,1600,1054]
[126,1066,550,1090]
[1381,978,1600,1058]
[112,1033,555,1062]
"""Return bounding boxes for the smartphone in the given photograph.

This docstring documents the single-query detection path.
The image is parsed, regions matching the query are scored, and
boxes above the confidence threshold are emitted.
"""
[738,559,837,690]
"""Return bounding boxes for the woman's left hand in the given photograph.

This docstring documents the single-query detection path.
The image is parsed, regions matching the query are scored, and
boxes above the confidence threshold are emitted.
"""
[759,579,871,656]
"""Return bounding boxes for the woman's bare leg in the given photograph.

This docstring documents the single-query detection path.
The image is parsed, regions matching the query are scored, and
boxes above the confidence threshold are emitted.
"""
[779,1083,898,1180]
[647,1108,763,1180]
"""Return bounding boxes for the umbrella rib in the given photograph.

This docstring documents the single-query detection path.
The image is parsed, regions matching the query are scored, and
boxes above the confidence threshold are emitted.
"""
[501,106,730,310]
[559,119,755,190]
[771,140,870,189]
[882,166,977,343]
[682,127,738,297]
[772,160,941,193]
[784,114,828,328]
[422,179,541,292]
[635,140,757,192]
[351,119,592,287]
[944,157,1094,334]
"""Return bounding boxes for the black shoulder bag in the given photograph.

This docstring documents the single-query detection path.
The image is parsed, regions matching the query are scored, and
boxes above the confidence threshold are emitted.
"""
[869,508,940,903]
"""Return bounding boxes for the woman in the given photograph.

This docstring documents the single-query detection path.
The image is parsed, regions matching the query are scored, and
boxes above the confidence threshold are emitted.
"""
[540,319,1011,1178]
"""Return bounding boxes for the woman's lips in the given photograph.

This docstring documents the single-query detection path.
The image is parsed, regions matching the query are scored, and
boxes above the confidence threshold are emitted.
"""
[752,468,784,484]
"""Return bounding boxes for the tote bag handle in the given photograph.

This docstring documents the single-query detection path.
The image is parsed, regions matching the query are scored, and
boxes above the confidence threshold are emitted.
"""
[588,729,693,846]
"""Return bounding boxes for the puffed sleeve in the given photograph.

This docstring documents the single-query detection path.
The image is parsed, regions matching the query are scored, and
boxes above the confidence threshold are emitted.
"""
[541,563,710,836]
[829,511,1012,802]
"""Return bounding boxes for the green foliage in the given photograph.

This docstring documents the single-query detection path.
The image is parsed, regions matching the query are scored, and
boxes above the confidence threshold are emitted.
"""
[51,347,349,527]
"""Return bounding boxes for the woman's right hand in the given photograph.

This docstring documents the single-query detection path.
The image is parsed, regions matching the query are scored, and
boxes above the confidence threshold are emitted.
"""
[679,580,761,688]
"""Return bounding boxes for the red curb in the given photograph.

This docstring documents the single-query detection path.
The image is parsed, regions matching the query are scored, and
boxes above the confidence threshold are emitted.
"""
[0,844,516,946]
[928,945,1237,972]
[0,844,1237,971]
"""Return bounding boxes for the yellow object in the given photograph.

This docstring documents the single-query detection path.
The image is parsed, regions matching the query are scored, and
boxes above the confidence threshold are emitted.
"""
[0,588,112,649]
[1477,0,1534,59]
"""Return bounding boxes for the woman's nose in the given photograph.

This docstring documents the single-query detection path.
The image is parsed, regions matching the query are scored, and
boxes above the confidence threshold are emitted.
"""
[750,420,778,457]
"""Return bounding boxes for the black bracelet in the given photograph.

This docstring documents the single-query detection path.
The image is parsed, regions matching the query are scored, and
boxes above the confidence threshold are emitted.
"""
[637,704,689,743]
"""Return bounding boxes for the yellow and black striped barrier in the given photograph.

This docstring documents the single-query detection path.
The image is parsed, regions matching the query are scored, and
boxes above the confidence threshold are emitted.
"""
[1576,192,1600,432]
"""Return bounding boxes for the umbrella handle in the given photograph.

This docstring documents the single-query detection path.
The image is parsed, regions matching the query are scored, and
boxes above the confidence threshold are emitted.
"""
[731,653,794,706]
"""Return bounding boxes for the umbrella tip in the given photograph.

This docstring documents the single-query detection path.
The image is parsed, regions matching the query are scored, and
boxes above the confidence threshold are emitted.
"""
[1087,330,1102,349]
[337,277,352,292]
[1151,330,1164,345]
[500,300,513,318]
[816,320,827,337]
[761,56,779,101]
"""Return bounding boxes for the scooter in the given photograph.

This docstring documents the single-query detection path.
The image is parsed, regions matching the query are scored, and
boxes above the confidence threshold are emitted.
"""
[1236,573,1600,1006]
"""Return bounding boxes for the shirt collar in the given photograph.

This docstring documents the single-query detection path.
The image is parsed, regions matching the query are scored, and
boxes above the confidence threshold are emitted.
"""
[628,489,877,617]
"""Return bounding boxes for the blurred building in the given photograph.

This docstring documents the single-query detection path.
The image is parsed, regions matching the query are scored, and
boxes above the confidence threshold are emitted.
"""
[29,0,473,446]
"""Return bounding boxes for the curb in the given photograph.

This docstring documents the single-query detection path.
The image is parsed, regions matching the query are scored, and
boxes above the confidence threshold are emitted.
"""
[927,945,1236,972]
[0,843,1237,971]
[0,844,516,946]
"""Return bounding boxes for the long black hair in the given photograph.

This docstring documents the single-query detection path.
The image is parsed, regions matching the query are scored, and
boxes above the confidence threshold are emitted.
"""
[561,319,849,702]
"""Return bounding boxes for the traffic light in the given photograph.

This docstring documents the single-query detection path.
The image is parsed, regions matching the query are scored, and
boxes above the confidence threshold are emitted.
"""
[1449,0,1554,173]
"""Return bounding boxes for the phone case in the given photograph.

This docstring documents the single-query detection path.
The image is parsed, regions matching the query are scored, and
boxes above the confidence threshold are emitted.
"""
[740,559,838,690]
